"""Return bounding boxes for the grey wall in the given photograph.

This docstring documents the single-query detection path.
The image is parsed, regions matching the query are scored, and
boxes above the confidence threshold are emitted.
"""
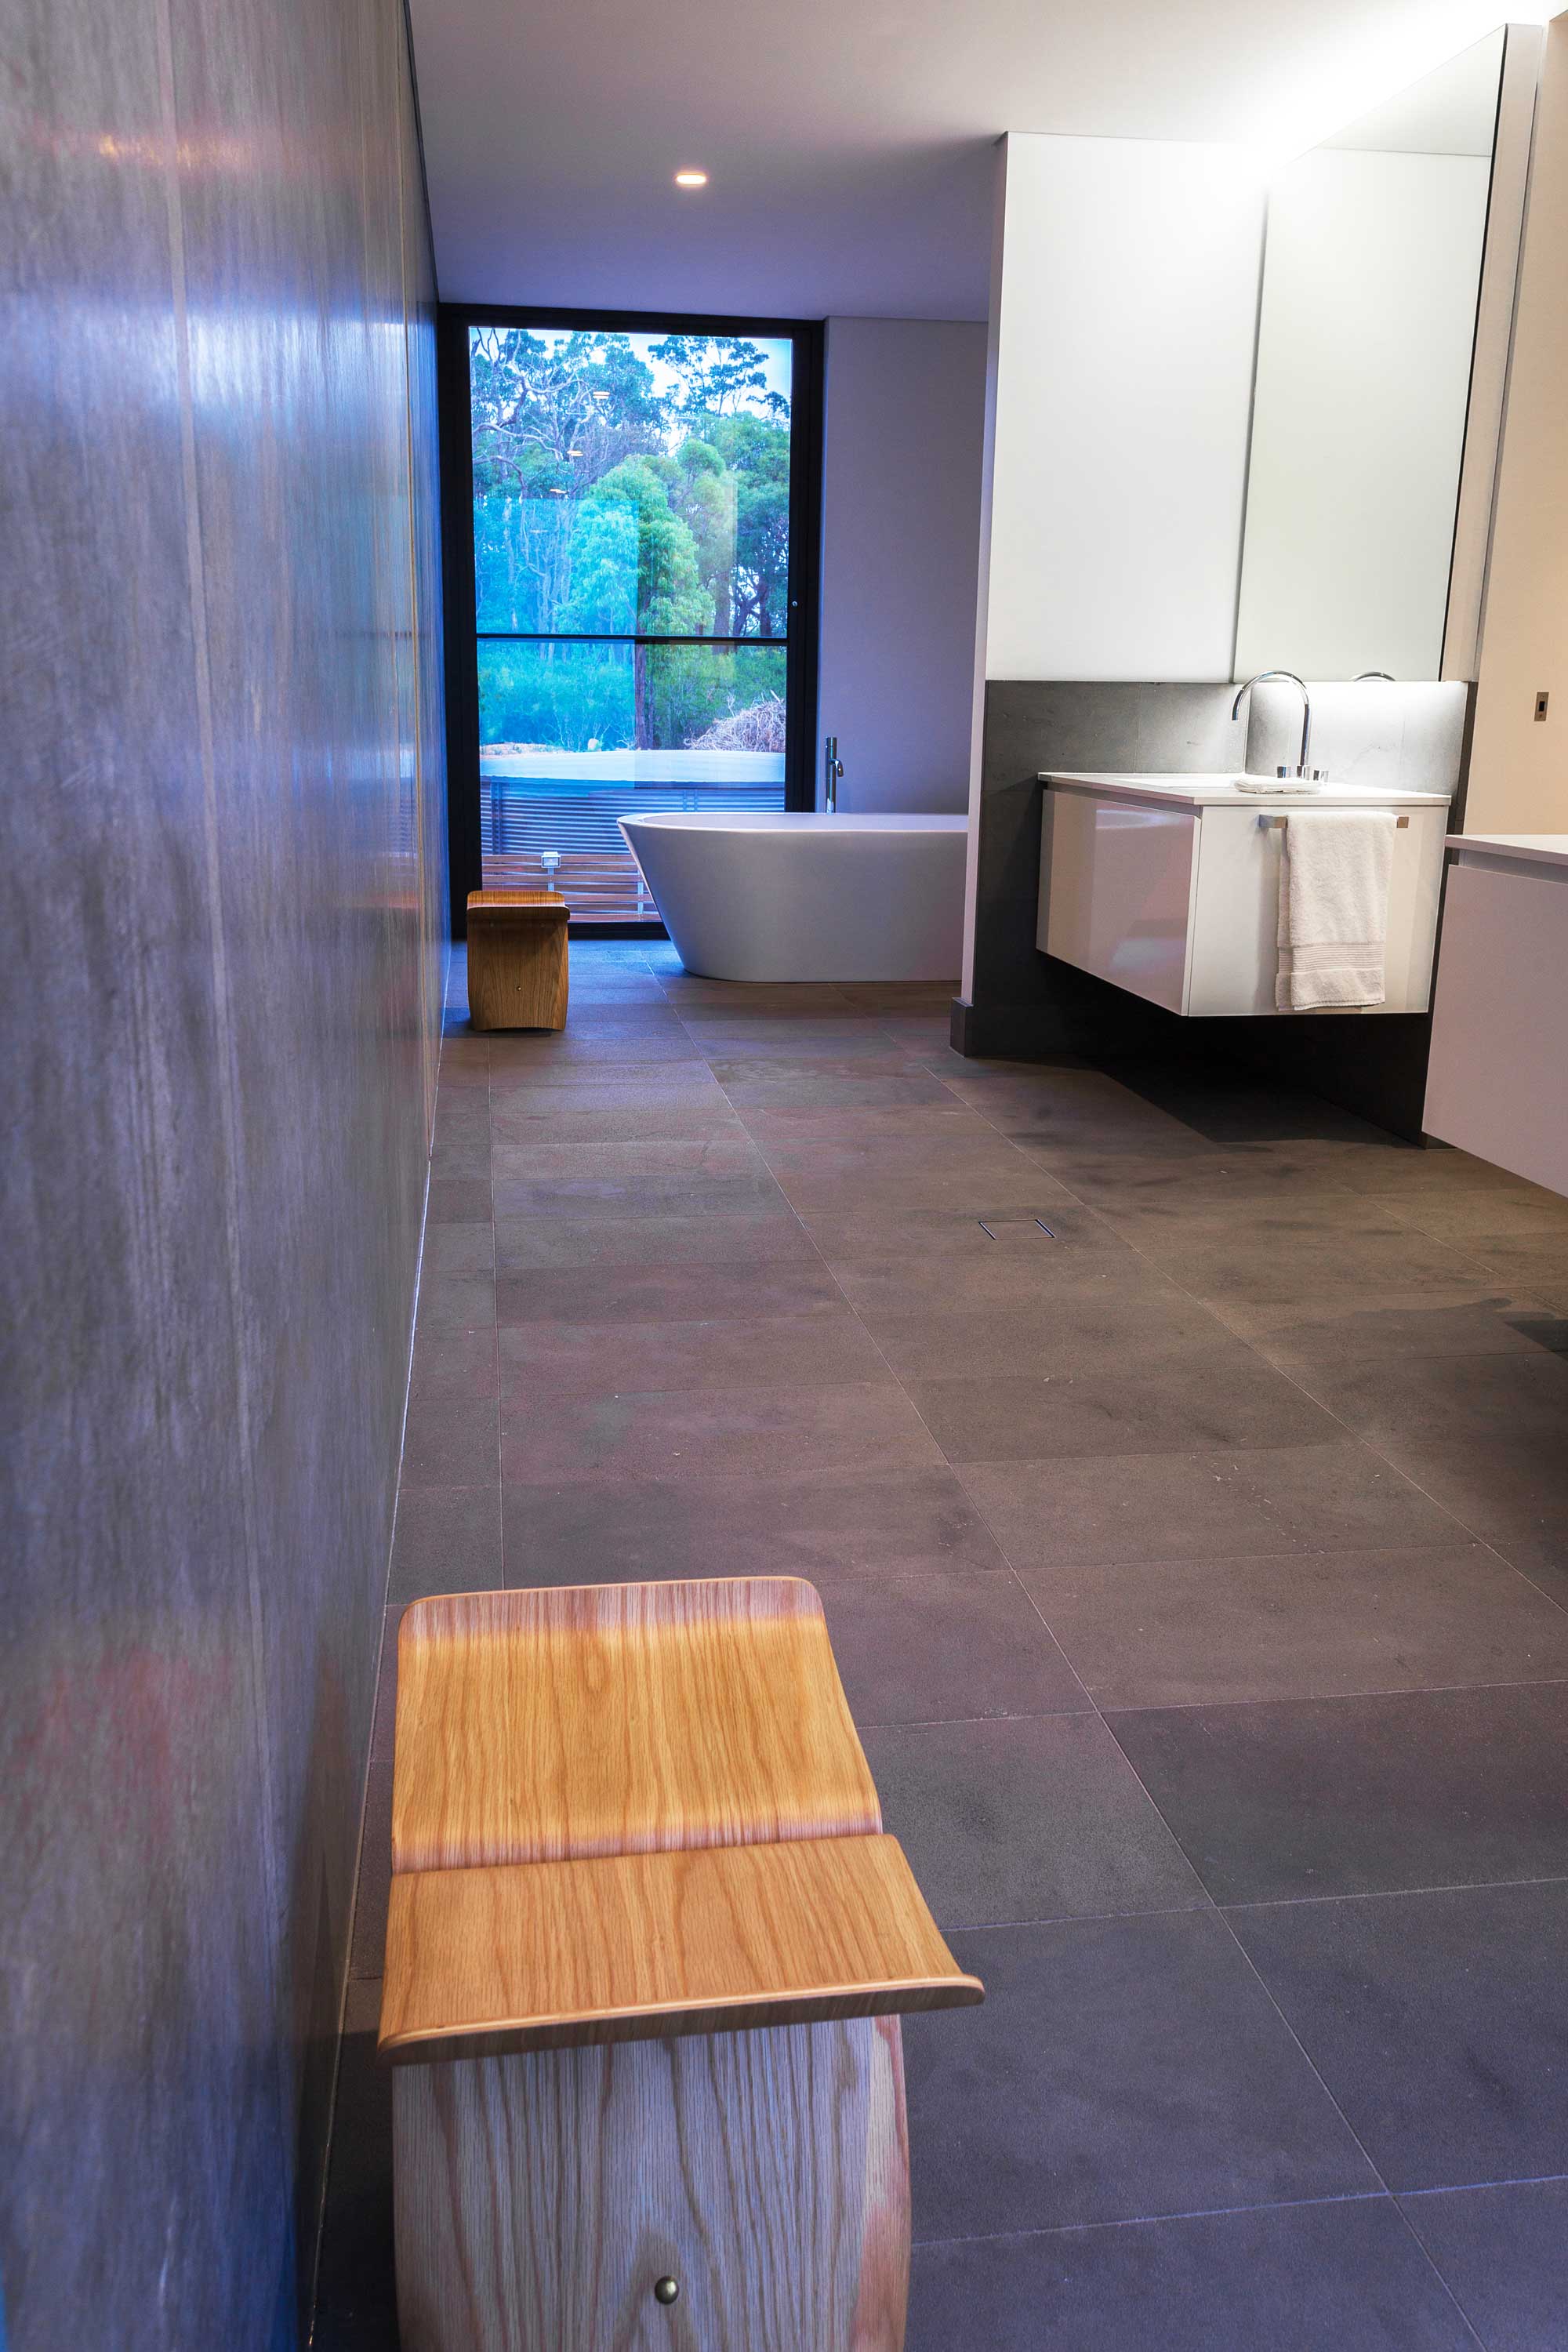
[816,318,988,811]
[0,0,445,2339]
[956,682,1468,1140]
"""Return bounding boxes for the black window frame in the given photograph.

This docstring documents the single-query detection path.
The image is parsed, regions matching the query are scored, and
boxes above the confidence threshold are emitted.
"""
[437,302,825,936]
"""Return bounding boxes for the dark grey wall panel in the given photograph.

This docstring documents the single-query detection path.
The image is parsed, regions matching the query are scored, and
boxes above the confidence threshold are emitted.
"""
[0,0,445,2338]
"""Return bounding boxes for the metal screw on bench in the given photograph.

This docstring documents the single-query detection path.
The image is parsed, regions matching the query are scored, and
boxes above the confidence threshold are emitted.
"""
[653,2276,680,2307]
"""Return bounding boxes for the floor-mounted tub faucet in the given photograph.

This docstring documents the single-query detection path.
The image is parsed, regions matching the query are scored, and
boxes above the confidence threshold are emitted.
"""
[824,735,844,812]
[1231,670,1322,781]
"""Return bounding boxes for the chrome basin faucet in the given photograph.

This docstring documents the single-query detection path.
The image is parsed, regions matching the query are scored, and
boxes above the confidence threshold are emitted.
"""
[1231,670,1321,781]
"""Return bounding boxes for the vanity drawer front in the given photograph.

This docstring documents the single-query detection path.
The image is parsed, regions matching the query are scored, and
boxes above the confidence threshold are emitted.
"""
[1040,790,1198,1014]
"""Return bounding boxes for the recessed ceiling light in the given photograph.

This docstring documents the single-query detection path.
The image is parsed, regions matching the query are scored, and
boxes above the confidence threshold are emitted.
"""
[673,169,708,189]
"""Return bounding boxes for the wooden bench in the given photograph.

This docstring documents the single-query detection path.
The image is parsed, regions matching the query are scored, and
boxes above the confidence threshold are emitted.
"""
[379,1577,982,2352]
[466,888,568,1030]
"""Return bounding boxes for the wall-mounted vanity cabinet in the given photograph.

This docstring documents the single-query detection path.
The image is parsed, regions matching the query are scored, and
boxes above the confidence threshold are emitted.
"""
[1039,775,1450,1018]
[1425,836,1568,1193]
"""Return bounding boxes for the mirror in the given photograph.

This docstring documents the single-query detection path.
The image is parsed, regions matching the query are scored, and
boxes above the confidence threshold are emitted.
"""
[1234,28,1513,684]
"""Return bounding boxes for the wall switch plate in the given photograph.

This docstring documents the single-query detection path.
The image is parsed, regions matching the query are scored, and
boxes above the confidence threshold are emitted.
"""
[1535,691,1550,720]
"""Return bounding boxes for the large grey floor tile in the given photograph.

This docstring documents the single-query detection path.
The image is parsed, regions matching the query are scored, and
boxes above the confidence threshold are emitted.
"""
[865,1292,1231,1383]
[737,1104,992,1142]
[387,1484,502,1605]
[1230,1881,1568,2192]
[801,1203,1092,1260]
[495,1257,845,1327]
[1020,1544,1568,1708]
[426,1174,492,1223]
[1152,1231,1494,1307]
[414,1271,495,1332]
[866,1714,1205,1930]
[500,1465,1009,1588]
[958,1443,1461,1568]
[1298,1348,1568,1451]
[499,1379,942,1483]
[715,1072,964,1109]
[492,1103,745,1145]
[399,1389,499,1488]
[495,1310,892,1396]
[491,1140,789,1219]
[774,1162,1080,1215]
[1110,1682,1568,1904]
[421,1221,495,1276]
[1213,1287,1568,1369]
[407,1325,497,1402]
[820,1569,1088,1727]
[902,1911,1375,2239]
[907,2199,1475,2352]
[909,1348,1345,1461]
[1402,2179,1568,2352]
[826,1251,1152,1320]
[493,1210,815,1270]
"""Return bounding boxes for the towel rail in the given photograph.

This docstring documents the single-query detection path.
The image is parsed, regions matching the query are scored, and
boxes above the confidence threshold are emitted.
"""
[1259,812,1409,829]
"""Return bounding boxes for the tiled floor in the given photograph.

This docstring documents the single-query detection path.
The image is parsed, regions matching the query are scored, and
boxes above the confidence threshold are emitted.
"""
[314,939,1568,2350]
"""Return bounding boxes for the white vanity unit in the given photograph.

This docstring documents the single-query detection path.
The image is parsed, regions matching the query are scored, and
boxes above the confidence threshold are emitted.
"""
[1425,835,1568,1194]
[1038,774,1451,1018]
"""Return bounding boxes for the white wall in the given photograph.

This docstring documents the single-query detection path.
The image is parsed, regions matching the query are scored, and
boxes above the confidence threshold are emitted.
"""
[1465,13,1568,836]
[980,133,1266,684]
[1235,147,1492,684]
[816,318,988,811]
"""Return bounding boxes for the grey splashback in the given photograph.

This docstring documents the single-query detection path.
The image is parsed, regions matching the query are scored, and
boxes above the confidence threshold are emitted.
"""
[0,0,445,2343]
[959,680,1470,1137]
[1246,680,1468,794]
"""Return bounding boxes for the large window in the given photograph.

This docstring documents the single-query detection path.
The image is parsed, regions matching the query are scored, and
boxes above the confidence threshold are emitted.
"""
[444,313,819,924]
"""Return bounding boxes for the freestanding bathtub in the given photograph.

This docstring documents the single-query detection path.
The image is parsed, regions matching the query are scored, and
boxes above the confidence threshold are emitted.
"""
[618,811,967,982]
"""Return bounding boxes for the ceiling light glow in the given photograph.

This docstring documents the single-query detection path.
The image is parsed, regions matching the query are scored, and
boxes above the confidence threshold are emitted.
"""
[673,169,709,189]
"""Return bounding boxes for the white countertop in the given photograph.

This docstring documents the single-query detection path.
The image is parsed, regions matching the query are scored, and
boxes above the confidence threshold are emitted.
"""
[1447,832,1568,870]
[1041,771,1451,811]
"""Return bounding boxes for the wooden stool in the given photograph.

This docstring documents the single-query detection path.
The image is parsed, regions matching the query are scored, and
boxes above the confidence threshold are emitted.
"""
[379,1577,982,2352]
[466,889,568,1030]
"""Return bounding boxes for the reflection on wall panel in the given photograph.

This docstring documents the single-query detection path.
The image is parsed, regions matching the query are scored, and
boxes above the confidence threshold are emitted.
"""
[0,0,445,2342]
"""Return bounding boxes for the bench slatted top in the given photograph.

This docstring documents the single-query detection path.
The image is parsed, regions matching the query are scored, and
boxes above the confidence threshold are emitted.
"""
[379,1834,983,2063]
[392,1579,883,1875]
[466,888,568,917]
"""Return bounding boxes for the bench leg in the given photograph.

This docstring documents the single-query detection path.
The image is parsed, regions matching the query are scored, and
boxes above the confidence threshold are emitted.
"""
[393,2016,909,2352]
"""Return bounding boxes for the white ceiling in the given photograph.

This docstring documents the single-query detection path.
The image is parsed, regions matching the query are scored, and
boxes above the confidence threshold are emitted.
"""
[408,0,1530,320]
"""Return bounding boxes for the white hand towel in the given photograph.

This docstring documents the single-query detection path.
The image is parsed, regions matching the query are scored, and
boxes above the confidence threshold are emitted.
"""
[1276,809,1396,1012]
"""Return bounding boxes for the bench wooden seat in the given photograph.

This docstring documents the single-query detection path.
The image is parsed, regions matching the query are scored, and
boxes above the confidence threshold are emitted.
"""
[379,1577,982,2352]
[465,887,568,1029]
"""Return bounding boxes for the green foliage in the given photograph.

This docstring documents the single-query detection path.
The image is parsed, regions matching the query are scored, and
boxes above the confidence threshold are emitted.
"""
[478,641,786,757]
[468,326,793,742]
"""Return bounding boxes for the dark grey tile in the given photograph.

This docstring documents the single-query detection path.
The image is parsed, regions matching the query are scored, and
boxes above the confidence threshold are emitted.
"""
[493,1210,815,1270]
[689,1028,901,1062]
[500,1466,1009,1588]
[1392,1187,1568,1242]
[1298,1348,1568,1451]
[820,1570,1087,1728]
[909,1348,1345,1461]
[902,1911,1375,2238]
[738,1104,992,1142]
[1156,1232,1494,1308]
[499,1380,942,1483]
[496,1258,845,1327]
[420,1221,495,1276]
[1020,1545,1568,1708]
[958,1443,1461,1568]
[414,1272,495,1332]
[492,1104,743,1145]
[312,1977,396,2350]
[488,1070,728,1112]
[907,2199,1475,2352]
[802,1203,1096,1261]
[426,1175,492,1223]
[717,1072,965,1109]
[347,1764,391,1981]
[1213,1289,1568,1368]
[495,1310,892,1397]
[1402,2179,1568,2352]
[1109,1683,1568,1904]
[826,1251,1152,1322]
[865,1291,1229,1382]
[1230,1881,1568,2192]
[492,1137,788,1219]
[710,1053,923,1087]
[407,1325,497,1402]
[399,1390,499,1488]
[866,1714,1203,1929]
[430,1135,490,1181]
[387,1484,502,1606]
[774,1162,1076,1215]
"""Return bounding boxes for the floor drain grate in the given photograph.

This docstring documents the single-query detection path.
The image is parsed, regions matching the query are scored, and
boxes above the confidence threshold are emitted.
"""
[978,1218,1058,1240]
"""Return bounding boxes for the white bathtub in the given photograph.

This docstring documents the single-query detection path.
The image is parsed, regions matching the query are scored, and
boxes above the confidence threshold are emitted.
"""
[617,811,967,982]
